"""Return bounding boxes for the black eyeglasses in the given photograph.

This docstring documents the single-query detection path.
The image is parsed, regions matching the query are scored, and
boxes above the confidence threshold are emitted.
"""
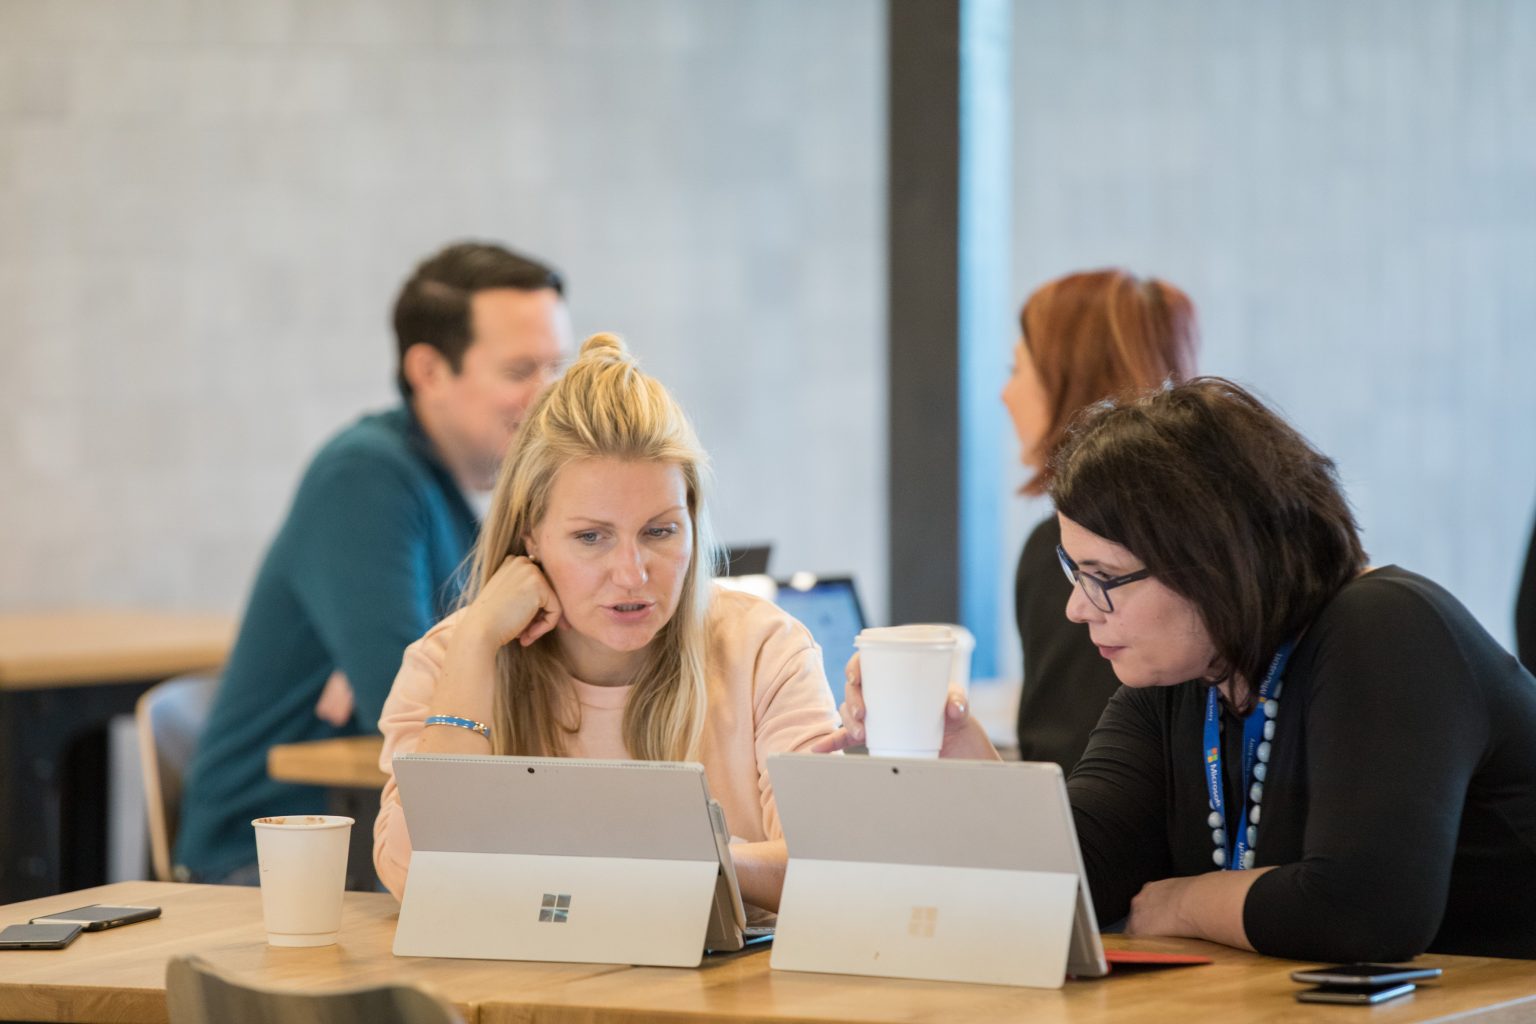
[1056,544,1151,613]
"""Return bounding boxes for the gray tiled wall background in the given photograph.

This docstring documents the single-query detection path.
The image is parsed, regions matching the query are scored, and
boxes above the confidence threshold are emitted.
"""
[0,1,887,620]
[999,0,1536,676]
[4,0,1531,672]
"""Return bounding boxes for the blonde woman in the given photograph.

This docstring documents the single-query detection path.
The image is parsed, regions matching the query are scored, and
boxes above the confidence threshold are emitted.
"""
[372,334,838,909]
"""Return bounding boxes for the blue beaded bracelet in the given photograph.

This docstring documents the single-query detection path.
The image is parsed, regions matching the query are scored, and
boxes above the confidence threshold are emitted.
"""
[423,714,491,739]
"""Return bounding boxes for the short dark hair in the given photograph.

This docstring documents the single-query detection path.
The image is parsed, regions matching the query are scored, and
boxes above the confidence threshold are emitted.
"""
[392,241,565,399]
[1049,377,1367,697]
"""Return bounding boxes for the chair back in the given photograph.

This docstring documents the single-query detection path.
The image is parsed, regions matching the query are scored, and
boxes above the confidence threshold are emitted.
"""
[166,955,463,1024]
[136,675,218,881]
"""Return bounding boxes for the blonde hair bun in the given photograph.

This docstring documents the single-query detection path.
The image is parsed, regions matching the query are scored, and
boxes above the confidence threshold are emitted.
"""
[577,332,632,365]
[470,325,715,762]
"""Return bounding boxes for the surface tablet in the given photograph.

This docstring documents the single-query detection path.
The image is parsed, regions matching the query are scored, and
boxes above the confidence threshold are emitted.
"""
[392,754,759,967]
[768,755,1107,988]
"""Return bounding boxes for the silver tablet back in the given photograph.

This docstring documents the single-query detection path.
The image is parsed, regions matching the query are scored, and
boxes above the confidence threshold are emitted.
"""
[767,755,1107,987]
[392,754,741,967]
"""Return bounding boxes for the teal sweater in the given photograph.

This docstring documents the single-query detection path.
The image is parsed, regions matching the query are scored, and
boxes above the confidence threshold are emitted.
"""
[175,407,478,881]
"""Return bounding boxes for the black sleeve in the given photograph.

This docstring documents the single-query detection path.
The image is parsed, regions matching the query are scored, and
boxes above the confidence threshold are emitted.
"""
[1015,517,1124,772]
[1068,686,1174,926]
[1243,580,1488,961]
[1517,513,1536,673]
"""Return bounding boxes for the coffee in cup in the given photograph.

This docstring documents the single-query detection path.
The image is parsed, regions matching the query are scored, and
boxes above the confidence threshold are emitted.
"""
[252,814,353,947]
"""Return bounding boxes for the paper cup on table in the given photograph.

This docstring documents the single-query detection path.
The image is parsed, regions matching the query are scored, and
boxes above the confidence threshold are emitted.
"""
[855,625,959,758]
[252,814,353,947]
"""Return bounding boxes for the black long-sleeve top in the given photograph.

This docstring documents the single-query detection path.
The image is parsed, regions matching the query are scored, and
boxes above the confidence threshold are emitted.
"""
[1068,566,1536,961]
[1014,516,1124,771]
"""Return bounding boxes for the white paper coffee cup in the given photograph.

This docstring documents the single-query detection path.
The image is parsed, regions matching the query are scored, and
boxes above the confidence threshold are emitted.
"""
[252,814,353,947]
[910,623,975,694]
[855,625,959,758]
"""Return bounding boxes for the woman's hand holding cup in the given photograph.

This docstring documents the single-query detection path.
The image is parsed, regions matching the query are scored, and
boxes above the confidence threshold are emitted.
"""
[811,650,999,761]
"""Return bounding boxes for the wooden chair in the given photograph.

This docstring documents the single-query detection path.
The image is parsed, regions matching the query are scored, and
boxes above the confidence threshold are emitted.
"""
[166,955,464,1024]
[135,675,218,881]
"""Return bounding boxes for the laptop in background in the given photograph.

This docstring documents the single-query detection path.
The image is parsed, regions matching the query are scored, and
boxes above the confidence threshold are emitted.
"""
[773,576,866,708]
[718,543,772,577]
[391,754,764,967]
[767,754,1108,988]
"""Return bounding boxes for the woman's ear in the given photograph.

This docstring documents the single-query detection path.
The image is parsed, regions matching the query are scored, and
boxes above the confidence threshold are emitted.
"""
[523,533,539,564]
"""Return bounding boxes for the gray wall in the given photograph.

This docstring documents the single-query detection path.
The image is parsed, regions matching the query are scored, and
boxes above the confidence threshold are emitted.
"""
[996,0,1536,678]
[0,1,887,621]
[6,0,1530,676]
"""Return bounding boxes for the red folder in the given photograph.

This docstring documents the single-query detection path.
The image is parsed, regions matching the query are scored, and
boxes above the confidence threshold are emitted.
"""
[1103,949,1213,969]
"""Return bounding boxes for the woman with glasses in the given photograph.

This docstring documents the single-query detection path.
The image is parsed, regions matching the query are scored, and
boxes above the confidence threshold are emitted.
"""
[825,377,1536,960]
[1002,270,1197,771]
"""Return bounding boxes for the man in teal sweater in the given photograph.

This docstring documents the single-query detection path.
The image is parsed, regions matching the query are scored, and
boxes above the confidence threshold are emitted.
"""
[175,242,571,883]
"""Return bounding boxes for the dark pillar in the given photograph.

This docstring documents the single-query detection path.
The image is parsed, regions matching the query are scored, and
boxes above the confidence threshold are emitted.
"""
[888,0,1010,676]
[888,0,961,628]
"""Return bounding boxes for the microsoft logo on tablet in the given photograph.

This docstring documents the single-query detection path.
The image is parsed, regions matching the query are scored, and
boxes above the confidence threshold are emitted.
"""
[908,906,937,938]
[539,893,571,923]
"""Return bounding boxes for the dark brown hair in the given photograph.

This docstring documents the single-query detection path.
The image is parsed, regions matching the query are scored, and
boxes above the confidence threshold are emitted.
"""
[1020,269,1198,495]
[392,241,565,399]
[1049,377,1367,699]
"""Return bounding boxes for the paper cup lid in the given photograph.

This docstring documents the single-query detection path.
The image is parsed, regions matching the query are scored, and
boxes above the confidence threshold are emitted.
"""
[855,624,957,650]
[252,815,355,830]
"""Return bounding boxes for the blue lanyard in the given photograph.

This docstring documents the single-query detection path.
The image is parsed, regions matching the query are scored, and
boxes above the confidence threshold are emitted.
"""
[1202,638,1296,871]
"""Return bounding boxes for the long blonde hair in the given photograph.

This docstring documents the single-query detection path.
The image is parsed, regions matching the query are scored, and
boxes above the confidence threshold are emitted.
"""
[466,332,715,760]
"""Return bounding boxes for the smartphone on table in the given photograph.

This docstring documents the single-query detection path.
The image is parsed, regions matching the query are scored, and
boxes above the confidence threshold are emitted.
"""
[29,905,161,931]
[1291,963,1442,986]
[0,923,83,950]
[1292,962,1441,1005]
[1296,982,1417,1005]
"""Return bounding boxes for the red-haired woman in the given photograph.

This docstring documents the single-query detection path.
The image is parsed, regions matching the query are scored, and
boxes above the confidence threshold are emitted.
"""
[1003,270,1197,770]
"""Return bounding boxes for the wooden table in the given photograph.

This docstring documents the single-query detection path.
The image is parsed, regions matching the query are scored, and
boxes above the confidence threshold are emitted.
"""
[0,881,620,1023]
[0,612,234,902]
[3,881,1535,1024]
[267,736,386,790]
[476,944,1536,1024]
[267,736,387,892]
[0,613,232,689]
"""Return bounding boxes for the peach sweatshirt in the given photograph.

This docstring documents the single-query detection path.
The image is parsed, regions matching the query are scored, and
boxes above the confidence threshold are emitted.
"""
[372,586,840,898]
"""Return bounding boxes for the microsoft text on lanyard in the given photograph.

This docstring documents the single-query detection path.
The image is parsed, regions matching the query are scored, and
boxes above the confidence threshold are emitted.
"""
[1202,638,1297,871]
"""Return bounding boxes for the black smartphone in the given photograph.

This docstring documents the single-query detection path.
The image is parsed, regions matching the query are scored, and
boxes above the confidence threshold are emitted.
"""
[0,922,84,950]
[1291,963,1443,986]
[29,904,162,932]
[1296,982,1416,1005]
